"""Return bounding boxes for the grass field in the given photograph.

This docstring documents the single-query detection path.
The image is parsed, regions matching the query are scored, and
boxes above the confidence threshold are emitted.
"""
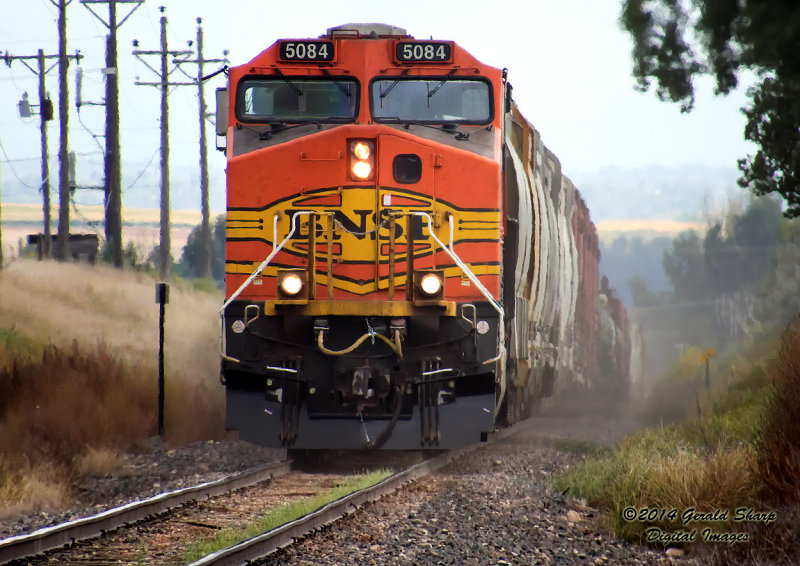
[554,320,800,563]
[0,258,226,517]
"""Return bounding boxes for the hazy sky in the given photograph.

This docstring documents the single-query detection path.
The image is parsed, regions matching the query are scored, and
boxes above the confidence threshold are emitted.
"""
[0,0,755,213]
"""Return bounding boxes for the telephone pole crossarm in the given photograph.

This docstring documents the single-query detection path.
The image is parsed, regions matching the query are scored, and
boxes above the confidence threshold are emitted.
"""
[81,0,142,29]
[131,8,198,280]
[1,48,82,259]
[171,17,228,278]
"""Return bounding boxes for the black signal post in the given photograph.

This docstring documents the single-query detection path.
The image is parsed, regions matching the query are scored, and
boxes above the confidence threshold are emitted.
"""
[156,282,169,436]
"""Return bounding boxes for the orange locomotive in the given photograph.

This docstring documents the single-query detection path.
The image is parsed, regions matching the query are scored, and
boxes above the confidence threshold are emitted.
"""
[217,24,563,449]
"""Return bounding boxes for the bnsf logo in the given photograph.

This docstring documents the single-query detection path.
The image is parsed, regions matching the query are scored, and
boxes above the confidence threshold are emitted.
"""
[283,209,426,242]
[226,186,499,266]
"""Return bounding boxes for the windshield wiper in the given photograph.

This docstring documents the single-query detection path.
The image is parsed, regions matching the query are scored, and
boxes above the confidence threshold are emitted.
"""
[272,68,303,96]
[379,69,410,103]
[427,68,460,100]
[392,119,470,140]
[258,117,356,140]
[321,69,353,98]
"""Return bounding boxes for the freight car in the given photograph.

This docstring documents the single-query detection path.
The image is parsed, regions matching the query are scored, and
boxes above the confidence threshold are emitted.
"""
[216,23,629,449]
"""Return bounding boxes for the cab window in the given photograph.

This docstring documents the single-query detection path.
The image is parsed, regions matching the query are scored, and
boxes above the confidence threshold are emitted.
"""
[237,77,358,123]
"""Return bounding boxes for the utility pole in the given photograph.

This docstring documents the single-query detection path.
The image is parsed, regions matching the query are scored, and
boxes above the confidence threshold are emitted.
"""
[37,50,53,258]
[55,0,73,261]
[176,18,227,278]
[2,48,78,257]
[133,6,192,280]
[81,0,142,268]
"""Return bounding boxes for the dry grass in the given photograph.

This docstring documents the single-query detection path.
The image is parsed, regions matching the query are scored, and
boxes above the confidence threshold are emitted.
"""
[756,317,800,502]
[556,317,800,563]
[74,447,127,479]
[0,259,222,390]
[707,318,800,565]
[0,460,70,519]
[0,259,228,516]
[609,444,759,541]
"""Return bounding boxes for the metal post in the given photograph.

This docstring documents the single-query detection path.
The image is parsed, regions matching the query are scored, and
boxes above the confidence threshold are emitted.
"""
[156,282,169,436]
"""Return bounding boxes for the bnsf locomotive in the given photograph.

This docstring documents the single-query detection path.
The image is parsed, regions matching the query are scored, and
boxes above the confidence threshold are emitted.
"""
[216,23,629,450]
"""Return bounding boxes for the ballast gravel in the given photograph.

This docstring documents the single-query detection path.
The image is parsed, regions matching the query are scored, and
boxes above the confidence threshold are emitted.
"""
[0,440,284,540]
[1,394,702,564]
[257,415,700,566]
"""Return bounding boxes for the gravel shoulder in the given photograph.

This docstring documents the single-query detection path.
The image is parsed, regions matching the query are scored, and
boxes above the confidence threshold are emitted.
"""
[2,391,696,565]
[0,440,285,539]
[257,393,697,566]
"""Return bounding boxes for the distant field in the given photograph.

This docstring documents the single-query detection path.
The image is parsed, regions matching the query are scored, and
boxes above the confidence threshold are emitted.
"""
[0,204,698,254]
[595,219,704,243]
[0,204,218,259]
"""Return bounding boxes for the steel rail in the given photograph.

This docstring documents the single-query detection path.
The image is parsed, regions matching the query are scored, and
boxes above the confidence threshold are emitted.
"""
[188,427,517,566]
[0,459,291,565]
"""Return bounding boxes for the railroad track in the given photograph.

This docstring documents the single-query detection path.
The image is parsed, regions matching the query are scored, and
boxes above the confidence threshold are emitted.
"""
[188,441,483,566]
[0,460,291,565]
[2,428,511,565]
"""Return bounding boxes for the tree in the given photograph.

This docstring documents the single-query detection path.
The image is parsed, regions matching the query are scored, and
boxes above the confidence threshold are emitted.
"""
[620,1,800,217]
[703,196,780,292]
[662,230,708,302]
[628,275,666,308]
[175,214,226,283]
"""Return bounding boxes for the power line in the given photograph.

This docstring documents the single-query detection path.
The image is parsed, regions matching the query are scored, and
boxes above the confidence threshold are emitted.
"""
[0,136,40,190]
[174,17,227,278]
[123,146,159,191]
[132,5,192,280]
[1,44,82,257]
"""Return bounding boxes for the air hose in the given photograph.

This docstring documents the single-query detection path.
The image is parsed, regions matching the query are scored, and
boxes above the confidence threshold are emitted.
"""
[364,386,404,449]
[316,328,403,359]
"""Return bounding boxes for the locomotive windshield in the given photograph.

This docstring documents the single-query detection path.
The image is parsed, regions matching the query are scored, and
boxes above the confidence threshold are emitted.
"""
[370,78,492,124]
[236,77,358,122]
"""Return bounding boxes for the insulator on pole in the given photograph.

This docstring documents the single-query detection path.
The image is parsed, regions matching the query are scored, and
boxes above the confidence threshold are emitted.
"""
[18,92,31,117]
[75,66,83,109]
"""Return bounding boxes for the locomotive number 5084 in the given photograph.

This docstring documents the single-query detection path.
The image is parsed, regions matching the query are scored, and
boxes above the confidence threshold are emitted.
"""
[396,41,452,62]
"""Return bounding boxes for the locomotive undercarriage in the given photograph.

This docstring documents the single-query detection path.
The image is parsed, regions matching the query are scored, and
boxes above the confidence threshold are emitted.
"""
[222,301,498,449]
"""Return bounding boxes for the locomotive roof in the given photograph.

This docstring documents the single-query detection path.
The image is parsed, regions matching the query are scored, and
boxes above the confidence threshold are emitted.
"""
[325,23,410,38]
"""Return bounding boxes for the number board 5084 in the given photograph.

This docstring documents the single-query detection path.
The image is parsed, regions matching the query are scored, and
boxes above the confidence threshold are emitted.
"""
[279,41,334,62]
[395,41,452,63]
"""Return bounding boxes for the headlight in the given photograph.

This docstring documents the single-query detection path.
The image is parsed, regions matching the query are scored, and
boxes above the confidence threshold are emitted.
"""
[351,160,372,179]
[279,272,304,296]
[353,141,371,160]
[350,140,375,180]
[419,272,443,296]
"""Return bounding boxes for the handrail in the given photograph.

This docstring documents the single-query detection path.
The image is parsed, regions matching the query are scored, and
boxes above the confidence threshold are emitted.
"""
[409,211,507,416]
[410,211,503,316]
[219,211,314,362]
